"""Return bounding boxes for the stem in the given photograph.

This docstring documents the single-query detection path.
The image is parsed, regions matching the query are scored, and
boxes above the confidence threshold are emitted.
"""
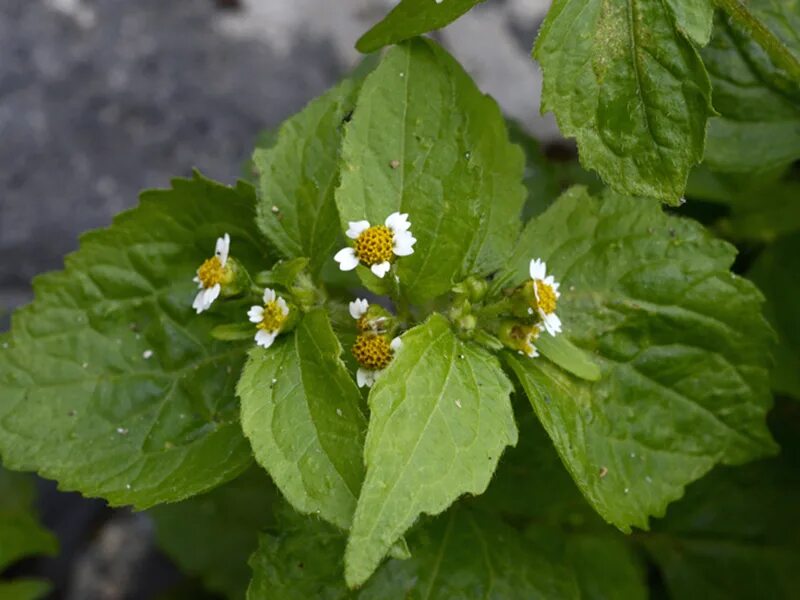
[714,0,800,82]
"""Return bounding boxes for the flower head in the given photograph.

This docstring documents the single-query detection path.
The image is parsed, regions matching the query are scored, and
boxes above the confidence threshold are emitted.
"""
[193,234,232,313]
[352,334,402,388]
[349,297,391,334]
[334,212,416,278]
[527,258,562,336]
[499,321,540,358]
[248,288,290,349]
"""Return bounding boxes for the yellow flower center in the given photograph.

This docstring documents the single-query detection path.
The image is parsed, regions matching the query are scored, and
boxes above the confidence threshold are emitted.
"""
[257,301,287,333]
[355,225,394,266]
[197,256,231,289]
[352,333,394,371]
[531,280,557,314]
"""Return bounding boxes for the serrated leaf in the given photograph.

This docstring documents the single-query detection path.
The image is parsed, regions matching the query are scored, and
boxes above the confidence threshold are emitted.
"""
[0,173,265,508]
[534,0,713,204]
[336,38,525,303]
[238,309,366,530]
[356,0,486,54]
[748,235,800,399]
[702,6,800,172]
[253,79,360,276]
[344,314,517,587]
[151,467,278,600]
[501,186,776,532]
[664,0,714,46]
[643,413,800,598]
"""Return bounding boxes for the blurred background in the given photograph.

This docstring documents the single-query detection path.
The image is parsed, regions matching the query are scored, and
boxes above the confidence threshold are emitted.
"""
[0,1,555,598]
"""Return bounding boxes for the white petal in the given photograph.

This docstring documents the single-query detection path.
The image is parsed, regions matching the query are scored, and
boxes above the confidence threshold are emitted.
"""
[248,305,264,323]
[541,311,562,336]
[346,220,370,239]
[216,233,231,266]
[349,298,369,320]
[276,297,289,316]
[192,290,207,313]
[526,345,540,358]
[334,247,359,271]
[392,231,416,256]
[390,337,403,352]
[529,258,546,280]
[262,288,276,304]
[533,279,541,303]
[255,329,278,348]
[371,262,391,278]
[385,212,411,233]
[356,368,375,388]
[204,284,221,306]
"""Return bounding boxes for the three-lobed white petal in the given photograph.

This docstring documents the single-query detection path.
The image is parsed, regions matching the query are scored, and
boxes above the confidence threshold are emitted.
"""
[247,305,264,323]
[385,212,411,234]
[392,230,416,257]
[276,296,290,317]
[334,247,359,271]
[263,287,276,304]
[193,284,221,314]
[216,233,231,267]
[346,220,371,240]
[356,368,378,388]
[540,311,562,336]
[255,329,278,349]
[529,258,546,281]
[371,262,391,278]
[349,298,369,320]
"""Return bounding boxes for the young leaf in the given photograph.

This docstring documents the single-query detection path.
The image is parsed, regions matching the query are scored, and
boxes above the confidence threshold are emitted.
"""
[702,7,800,172]
[748,235,800,399]
[534,0,713,204]
[664,0,714,46]
[238,309,367,530]
[151,467,278,600]
[356,0,486,54]
[535,333,601,382]
[253,78,360,276]
[502,186,777,532]
[335,38,525,303]
[0,173,265,508]
[344,314,518,587]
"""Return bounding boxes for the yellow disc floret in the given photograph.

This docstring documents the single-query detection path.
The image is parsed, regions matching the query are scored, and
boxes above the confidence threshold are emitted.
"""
[354,225,394,266]
[197,256,233,289]
[258,301,288,333]
[352,333,394,371]
[526,279,557,314]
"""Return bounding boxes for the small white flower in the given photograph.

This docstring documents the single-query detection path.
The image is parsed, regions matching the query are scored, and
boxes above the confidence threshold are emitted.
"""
[248,288,290,349]
[354,336,402,388]
[334,212,416,278]
[349,298,369,320]
[528,258,562,337]
[192,233,231,313]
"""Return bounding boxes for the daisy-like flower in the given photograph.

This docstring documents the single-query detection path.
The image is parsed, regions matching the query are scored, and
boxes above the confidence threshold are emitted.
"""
[527,258,562,336]
[193,234,232,313]
[247,288,290,349]
[348,297,390,334]
[352,334,402,388]
[334,212,416,278]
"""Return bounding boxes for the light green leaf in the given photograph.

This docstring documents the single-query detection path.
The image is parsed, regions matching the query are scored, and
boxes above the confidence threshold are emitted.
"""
[0,173,265,508]
[748,235,800,399]
[534,0,713,204]
[238,309,367,530]
[664,0,714,46]
[151,467,278,600]
[336,38,525,303]
[356,0,486,54]
[643,415,800,598]
[536,333,601,382]
[253,79,360,276]
[502,186,776,532]
[702,6,800,172]
[344,314,518,587]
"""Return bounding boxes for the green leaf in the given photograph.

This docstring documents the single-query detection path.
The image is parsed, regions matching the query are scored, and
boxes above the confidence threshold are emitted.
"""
[643,411,800,598]
[702,7,800,172]
[501,186,776,532]
[748,234,800,399]
[356,0,486,54]
[335,39,525,303]
[664,0,714,46]
[238,309,367,530]
[254,258,310,289]
[151,467,278,600]
[536,333,601,382]
[253,79,360,276]
[534,0,713,204]
[0,580,52,600]
[344,314,518,587]
[0,173,265,508]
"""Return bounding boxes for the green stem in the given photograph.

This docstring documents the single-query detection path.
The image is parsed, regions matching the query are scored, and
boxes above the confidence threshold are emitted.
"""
[714,0,800,82]
[476,298,513,320]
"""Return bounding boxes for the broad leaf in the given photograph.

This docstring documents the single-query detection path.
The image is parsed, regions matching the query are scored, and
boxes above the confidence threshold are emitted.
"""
[151,467,278,600]
[253,79,360,276]
[336,38,525,302]
[238,309,367,530]
[0,173,265,508]
[356,0,486,54]
[664,0,714,46]
[702,6,800,172]
[643,410,800,598]
[344,314,517,586]
[502,186,776,532]
[534,0,713,204]
[748,235,800,399]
